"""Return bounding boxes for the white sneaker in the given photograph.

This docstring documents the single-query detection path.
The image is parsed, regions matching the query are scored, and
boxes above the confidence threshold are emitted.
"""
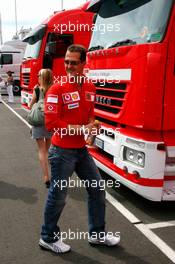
[39,238,71,253]
[88,233,120,246]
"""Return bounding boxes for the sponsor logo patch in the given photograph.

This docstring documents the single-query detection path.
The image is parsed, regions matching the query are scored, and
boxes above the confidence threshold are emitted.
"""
[62,91,80,104]
[68,102,79,109]
[45,104,57,113]
[85,92,95,102]
[47,95,58,103]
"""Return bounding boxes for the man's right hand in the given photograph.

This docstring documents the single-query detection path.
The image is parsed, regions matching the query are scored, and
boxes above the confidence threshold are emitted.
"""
[84,120,101,136]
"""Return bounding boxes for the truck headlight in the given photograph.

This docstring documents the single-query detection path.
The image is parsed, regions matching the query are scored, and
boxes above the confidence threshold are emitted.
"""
[123,146,145,167]
[128,149,134,160]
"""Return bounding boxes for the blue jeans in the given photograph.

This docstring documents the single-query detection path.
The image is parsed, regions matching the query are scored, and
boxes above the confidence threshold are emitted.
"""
[41,145,106,243]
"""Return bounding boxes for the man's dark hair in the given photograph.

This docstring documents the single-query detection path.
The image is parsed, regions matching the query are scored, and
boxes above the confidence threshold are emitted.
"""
[67,44,87,63]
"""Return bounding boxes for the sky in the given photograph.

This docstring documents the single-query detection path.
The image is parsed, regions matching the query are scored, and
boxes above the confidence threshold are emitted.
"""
[0,0,88,43]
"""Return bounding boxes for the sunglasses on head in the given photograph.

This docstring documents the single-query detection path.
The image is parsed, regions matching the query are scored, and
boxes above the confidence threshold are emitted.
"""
[64,60,81,66]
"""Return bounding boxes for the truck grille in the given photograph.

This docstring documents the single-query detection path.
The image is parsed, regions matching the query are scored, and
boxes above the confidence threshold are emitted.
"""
[22,73,30,86]
[95,82,127,114]
[94,116,118,127]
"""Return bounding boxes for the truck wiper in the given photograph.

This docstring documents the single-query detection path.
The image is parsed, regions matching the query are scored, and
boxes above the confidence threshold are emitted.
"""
[88,45,104,51]
[108,39,136,49]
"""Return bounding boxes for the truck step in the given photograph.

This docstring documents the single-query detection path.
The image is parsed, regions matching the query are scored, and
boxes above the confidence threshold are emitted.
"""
[165,163,175,175]
[162,181,175,201]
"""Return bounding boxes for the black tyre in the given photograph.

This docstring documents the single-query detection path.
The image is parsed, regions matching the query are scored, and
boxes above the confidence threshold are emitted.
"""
[13,80,21,96]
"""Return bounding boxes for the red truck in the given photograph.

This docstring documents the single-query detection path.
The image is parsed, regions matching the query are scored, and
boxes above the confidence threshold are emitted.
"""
[86,0,175,201]
[21,2,93,108]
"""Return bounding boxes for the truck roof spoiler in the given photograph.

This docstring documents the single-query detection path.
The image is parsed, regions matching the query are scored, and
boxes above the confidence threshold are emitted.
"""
[23,24,46,44]
[86,0,103,12]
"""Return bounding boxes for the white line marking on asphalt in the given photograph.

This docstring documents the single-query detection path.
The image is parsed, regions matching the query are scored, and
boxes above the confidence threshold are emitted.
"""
[145,220,175,229]
[105,191,141,224]
[106,192,175,263]
[136,224,175,263]
[1,100,32,129]
[2,99,175,263]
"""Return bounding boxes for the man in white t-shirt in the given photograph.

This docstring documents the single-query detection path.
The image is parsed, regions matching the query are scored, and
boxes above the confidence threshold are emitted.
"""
[6,71,14,103]
[0,75,5,103]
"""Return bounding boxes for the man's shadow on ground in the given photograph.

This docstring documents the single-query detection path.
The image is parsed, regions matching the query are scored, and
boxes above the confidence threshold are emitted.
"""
[45,246,150,264]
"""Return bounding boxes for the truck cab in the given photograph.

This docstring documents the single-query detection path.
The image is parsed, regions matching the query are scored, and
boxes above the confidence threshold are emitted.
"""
[0,40,26,95]
[86,0,175,201]
[21,2,93,108]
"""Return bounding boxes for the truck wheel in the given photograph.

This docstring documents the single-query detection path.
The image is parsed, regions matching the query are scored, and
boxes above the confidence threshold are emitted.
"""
[13,81,21,95]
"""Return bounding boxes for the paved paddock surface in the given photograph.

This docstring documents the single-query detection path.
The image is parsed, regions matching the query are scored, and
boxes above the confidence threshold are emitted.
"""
[0,97,175,264]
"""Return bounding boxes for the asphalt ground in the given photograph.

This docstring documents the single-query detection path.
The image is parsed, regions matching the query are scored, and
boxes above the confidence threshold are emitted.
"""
[0,96,174,264]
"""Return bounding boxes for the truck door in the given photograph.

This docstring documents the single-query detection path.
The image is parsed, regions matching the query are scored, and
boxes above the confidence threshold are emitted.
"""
[43,33,73,78]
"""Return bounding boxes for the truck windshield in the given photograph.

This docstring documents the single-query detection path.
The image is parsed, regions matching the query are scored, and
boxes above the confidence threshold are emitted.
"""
[89,0,173,50]
[23,40,42,59]
[23,24,46,59]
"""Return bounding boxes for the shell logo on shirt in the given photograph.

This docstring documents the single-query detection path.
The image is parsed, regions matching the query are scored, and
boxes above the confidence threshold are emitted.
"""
[72,93,79,100]
[62,91,80,104]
